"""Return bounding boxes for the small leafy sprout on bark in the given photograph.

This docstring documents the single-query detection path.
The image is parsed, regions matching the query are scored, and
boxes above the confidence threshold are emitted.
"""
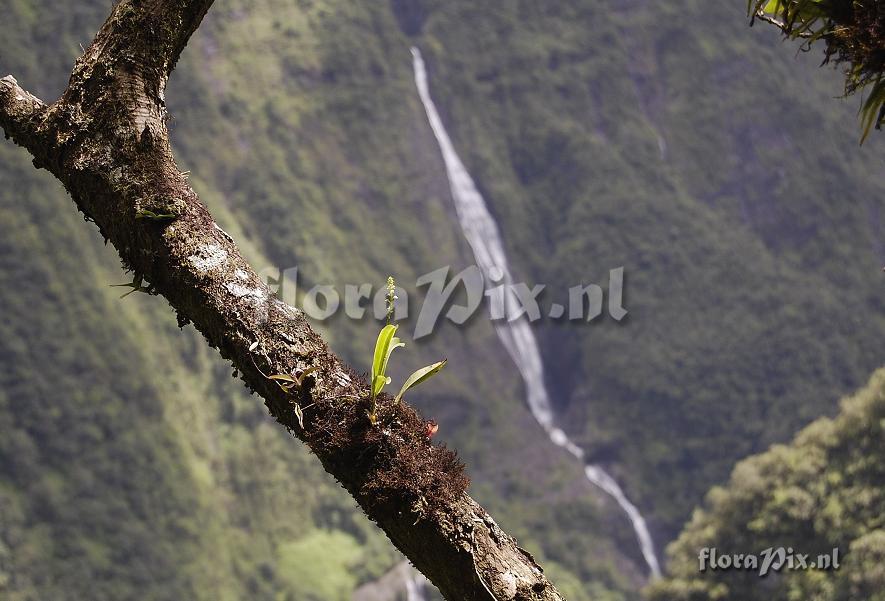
[265,369,317,429]
[248,340,316,429]
[367,276,447,425]
[135,208,177,221]
[268,368,318,392]
[110,273,154,298]
[393,359,447,405]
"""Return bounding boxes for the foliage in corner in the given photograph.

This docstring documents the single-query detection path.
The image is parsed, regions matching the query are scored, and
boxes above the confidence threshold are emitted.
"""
[646,367,885,601]
[749,0,885,142]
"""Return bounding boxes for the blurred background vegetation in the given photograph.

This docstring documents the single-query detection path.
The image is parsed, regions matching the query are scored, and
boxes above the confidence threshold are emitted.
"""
[0,1,882,599]
[648,368,884,600]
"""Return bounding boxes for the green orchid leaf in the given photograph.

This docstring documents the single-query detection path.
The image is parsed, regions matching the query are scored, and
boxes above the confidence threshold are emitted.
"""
[372,325,398,381]
[393,360,447,405]
[372,373,392,399]
[371,324,403,397]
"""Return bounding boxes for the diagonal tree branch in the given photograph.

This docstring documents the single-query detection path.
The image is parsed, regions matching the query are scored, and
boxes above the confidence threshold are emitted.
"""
[0,1,566,599]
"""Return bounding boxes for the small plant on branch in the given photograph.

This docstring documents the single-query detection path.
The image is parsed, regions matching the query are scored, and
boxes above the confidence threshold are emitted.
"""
[367,277,446,425]
[110,273,155,298]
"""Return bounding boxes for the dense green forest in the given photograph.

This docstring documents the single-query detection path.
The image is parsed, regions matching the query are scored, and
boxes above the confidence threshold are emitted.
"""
[0,1,882,599]
[648,368,885,601]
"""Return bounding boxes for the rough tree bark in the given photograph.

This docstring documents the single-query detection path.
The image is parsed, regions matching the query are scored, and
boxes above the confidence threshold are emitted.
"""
[0,1,567,599]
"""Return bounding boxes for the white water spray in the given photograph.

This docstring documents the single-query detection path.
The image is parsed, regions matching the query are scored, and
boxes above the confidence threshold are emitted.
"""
[411,46,661,579]
[405,570,428,601]
[352,560,427,601]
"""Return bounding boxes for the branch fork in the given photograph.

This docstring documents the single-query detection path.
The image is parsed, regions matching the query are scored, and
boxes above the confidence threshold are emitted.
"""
[0,1,567,598]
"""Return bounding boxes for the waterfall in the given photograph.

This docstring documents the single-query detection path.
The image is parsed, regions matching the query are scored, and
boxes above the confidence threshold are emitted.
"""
[404,570,428,601]
[351,560,427,601]
[410,46,661,580]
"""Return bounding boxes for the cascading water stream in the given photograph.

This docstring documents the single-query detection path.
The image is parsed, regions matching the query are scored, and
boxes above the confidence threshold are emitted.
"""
[404,570,428,601]
[411,46,661,580]
[352,560,427,601]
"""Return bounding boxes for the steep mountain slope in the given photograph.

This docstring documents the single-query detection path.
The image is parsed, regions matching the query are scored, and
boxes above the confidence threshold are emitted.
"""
[0,1,634,600]
[392,0,884,540]
[0,100,406,601]
[0,0,882,600]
